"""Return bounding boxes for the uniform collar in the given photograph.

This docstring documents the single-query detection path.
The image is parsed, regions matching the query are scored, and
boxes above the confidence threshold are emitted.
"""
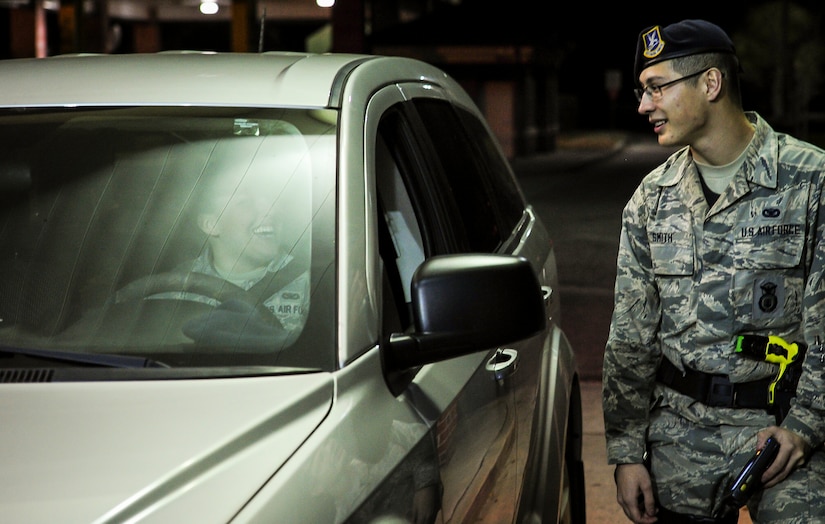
[655,112,778,190]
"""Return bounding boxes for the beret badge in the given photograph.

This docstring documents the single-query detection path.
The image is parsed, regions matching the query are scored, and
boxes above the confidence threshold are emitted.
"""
[642,26,665,59]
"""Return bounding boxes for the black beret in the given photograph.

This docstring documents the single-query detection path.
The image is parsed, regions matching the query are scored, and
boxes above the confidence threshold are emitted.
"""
[634,19,736,79]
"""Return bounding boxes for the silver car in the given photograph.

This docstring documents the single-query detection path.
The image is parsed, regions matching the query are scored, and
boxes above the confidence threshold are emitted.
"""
[0,52,584,523]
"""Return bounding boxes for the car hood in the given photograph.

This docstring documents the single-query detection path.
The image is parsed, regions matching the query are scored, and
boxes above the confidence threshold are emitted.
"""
[0,372,333,523]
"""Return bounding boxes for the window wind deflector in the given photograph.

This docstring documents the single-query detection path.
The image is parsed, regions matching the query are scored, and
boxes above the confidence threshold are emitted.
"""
[0,346,169,369]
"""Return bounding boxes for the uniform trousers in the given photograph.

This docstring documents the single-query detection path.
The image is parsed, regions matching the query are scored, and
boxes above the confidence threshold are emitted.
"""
[648,384,825,523]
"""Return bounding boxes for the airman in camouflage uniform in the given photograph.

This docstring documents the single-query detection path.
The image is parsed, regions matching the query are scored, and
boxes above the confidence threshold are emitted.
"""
[603,19,825,524]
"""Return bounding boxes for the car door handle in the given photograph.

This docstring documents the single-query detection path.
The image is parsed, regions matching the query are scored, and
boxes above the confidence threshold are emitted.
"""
[485,348,519,382]
[541,285,553,307]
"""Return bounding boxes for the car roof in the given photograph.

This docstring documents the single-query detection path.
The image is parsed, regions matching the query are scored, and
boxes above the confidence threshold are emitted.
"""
[0,51,451,109]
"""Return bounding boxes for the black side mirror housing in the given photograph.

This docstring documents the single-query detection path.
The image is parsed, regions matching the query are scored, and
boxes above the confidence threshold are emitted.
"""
[386,253,546,371]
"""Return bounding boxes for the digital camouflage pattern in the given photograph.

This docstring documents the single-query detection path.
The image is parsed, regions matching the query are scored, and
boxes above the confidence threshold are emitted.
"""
[603,112,825,520]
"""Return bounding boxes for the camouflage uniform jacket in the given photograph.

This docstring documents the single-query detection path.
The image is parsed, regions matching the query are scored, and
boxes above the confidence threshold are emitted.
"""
[603,112,825,464]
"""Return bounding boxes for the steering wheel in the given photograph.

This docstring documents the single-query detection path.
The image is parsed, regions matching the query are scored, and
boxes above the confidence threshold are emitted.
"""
[112,271,288,347]
[115,271,243,302]
[113,271,272,319]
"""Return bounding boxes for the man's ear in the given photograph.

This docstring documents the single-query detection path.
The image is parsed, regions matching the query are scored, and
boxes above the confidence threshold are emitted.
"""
[197,213,219,236]
[706,68,724,100]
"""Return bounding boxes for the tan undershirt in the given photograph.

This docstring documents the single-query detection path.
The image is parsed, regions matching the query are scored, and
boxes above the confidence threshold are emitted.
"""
[695,136,753,194]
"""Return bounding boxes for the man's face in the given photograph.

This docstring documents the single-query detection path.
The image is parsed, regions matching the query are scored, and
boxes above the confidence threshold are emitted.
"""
[200,168,288,274]
[636,61,709,148]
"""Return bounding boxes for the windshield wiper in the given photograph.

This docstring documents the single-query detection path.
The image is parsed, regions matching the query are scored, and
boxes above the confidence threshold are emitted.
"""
[0,346,169,368]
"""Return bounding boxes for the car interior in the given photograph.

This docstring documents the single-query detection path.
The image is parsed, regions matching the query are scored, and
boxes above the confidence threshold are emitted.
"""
[0,108,338,370]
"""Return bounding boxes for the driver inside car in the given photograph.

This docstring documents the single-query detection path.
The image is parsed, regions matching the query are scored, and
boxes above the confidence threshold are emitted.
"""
[159,128,313,349]
[78,123,312,352]
[58,123,312,351]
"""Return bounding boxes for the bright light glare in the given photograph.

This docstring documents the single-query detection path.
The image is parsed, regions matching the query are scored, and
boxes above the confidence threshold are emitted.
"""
[316,0,334,7]
[199,1,219,15]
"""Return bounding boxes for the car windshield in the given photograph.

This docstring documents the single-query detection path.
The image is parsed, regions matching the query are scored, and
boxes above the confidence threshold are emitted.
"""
[0,106,337,372]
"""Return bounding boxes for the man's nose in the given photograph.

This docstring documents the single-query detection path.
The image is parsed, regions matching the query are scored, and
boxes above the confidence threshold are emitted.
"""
[256,200,280,221]
[637,95,654,115]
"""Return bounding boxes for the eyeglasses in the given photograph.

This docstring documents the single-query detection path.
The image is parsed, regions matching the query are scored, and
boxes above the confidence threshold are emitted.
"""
[634,68,711,102]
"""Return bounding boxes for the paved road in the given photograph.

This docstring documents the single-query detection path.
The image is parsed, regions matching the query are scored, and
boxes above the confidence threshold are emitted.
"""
[512,134,755,524]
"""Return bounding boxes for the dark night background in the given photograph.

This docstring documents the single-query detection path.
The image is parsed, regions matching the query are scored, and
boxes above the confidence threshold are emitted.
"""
[2,0,824,143]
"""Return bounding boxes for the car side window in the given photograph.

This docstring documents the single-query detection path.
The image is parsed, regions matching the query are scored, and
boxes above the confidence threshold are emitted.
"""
[375,100,470,332]
[375,115,428,330]
[410,98,525,253]
[374,98,529,330]
[376,133,425,306]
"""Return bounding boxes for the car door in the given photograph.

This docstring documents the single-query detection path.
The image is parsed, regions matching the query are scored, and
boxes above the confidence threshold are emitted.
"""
[372,83,544,523]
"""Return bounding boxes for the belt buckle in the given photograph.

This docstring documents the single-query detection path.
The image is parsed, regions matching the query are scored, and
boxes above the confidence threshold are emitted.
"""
[706,375,735,407]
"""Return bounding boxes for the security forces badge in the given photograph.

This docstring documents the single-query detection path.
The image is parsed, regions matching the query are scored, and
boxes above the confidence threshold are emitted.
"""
[753,276,785,320]
[642,26,665,59]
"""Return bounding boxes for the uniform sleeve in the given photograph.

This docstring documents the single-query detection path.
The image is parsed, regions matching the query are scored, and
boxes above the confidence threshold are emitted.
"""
[602,184,663,464]
[782,171,825,449]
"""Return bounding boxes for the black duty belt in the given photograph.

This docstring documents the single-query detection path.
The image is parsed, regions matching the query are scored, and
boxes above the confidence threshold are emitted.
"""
[657,505,738,524]
[656,357,774,409]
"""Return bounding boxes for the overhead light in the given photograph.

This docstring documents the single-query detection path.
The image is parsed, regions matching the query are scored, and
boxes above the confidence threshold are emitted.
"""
[316,0,334,7]
[199,0,218,15]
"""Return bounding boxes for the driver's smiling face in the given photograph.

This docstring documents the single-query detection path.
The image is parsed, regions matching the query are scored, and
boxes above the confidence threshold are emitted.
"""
[200,169,286,274]
[195,131,312,277]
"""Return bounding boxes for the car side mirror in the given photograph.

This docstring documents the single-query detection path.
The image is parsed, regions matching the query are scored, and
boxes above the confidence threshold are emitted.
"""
[385,253,546,371]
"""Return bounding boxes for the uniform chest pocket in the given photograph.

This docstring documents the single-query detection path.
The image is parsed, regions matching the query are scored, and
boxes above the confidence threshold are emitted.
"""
[733,199,806,269]
[649,228,694,276]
